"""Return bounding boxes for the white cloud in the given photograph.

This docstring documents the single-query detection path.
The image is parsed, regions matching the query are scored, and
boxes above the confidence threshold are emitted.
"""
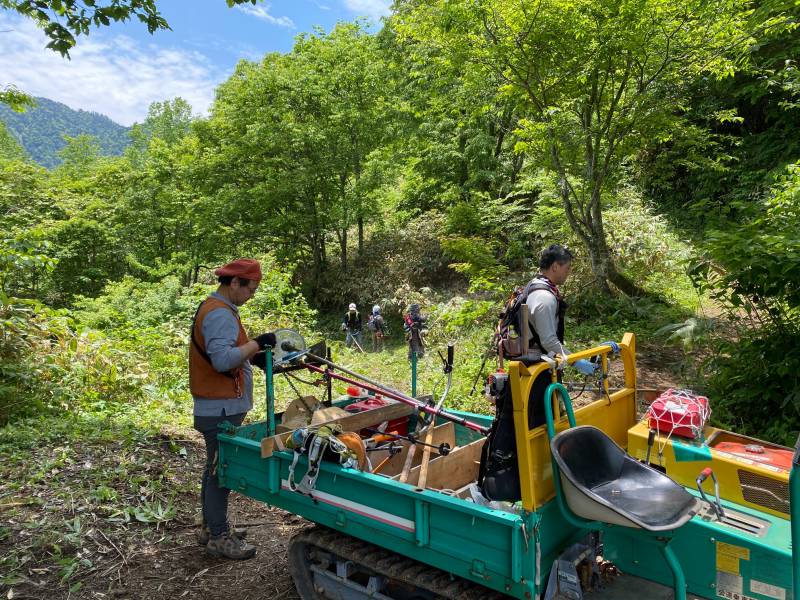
[342,0,391,21]
[236,4,295,29]
[0,15,226,126]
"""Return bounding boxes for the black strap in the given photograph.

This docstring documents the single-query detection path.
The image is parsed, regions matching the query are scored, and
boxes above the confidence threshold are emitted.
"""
[526,276,567,351]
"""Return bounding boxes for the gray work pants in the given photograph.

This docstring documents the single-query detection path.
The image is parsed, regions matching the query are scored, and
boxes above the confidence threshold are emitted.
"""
[194,412,246,536]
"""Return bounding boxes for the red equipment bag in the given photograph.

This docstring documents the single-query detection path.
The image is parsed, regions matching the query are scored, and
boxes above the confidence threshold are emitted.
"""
[345,395,409,437]
[646,388,710,440]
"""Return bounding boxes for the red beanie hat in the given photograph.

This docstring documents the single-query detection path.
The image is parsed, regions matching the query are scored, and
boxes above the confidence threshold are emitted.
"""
[214,258,262,282]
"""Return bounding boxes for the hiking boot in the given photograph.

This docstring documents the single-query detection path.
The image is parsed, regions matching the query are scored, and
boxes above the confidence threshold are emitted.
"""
[196,525,248,546]
[206,532,256,560]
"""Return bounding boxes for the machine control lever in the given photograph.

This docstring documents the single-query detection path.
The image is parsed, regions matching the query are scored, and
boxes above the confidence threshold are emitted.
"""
[696,467,725,520]
[644,429,656,465]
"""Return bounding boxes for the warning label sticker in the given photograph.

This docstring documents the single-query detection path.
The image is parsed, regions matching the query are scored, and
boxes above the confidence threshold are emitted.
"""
[750,579,787,600]
[717,542,751,560]
[716,573,786,600]
[717,572,743,596]
[717,553,740,575]
[716,541,750,575]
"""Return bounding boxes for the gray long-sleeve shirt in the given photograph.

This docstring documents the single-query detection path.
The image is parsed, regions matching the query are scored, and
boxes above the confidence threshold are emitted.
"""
[526,288,570,361]
[192,292,253,417]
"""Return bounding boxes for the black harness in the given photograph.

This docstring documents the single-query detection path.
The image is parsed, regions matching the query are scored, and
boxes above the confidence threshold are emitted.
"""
[527,275,568,352]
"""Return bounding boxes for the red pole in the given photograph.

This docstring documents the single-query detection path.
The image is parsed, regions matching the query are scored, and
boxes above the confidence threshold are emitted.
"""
[303,363,489,435]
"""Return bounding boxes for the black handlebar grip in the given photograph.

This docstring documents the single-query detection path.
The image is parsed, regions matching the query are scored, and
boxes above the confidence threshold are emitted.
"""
[447,343,454,367]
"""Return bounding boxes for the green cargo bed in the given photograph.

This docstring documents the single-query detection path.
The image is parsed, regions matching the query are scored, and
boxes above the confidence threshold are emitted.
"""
[217,411,578,599]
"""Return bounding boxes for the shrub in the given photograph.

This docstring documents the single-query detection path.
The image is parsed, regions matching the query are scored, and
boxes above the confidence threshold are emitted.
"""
[315,211,459,311]
[1,254,317,425]
[706,328,800,446]
[0,305,147,425]
[685,163,800,445]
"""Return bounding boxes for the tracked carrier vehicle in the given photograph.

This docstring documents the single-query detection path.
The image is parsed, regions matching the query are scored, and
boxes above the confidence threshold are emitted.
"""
[217,333,800,599]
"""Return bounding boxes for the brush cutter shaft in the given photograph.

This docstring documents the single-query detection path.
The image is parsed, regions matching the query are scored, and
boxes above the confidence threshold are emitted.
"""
[303,354,489,435]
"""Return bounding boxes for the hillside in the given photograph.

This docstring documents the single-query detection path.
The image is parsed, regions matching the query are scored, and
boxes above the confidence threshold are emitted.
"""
[0,97,130,168]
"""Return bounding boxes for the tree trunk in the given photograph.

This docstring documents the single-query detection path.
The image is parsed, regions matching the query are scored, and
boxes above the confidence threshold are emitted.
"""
[457,117,469,199]
[310,234,323,302]
[607,263,647,297]
[555,157,646,297]
[584,225,647,297]
[354,152,363,259]
[340,228,347,271]
[584,235,614,295]
[358,216,364,258]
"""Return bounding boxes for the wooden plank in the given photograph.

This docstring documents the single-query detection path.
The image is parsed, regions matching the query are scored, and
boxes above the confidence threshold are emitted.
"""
[417,424,436,489]
[260,402,414,458]
[401,437,485,490]
[398,443,417,484]
[371,422,456,477]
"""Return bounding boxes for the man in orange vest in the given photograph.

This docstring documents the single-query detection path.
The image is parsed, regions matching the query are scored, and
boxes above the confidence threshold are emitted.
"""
[189,258,275,559]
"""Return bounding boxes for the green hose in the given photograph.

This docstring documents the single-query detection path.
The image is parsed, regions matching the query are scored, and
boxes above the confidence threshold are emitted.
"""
[543,382,577,439]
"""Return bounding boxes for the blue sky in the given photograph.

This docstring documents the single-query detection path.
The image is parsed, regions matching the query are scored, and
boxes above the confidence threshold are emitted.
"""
[0,0,391,126]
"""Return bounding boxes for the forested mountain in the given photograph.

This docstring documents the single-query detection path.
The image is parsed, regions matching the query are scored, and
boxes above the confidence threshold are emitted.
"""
[0,97,129,168]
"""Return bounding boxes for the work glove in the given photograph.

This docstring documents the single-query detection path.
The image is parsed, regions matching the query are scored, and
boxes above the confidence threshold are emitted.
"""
[254,331,277,350]
[601,340,621,354]
[251,351,266,371]
[573,359,598,376]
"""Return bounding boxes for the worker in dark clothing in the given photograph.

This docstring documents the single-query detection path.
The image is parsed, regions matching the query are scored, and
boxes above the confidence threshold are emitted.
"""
[342,303,363,350]
[189,258,276,560]
[367,304,386,352]
[403,303,427,359]
[525,245,597,428]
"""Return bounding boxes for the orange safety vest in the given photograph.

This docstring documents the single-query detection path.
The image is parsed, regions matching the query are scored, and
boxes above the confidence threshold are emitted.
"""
[189,297,249,399]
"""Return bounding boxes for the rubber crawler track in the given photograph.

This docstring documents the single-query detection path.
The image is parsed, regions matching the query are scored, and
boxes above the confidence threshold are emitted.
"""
[289,525,510,599]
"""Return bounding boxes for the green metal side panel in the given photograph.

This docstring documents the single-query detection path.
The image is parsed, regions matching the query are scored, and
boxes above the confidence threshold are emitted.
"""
[217,411,546,599]
[604,493,793,600]
[672,438,713,463]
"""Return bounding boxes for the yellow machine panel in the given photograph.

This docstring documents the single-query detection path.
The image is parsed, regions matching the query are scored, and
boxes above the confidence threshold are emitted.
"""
[510,333,639,512]
[627,420,791,519]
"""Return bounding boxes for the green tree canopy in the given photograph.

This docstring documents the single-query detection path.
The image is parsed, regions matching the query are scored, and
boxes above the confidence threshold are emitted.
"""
[190,21,393,297]
[0,121,27,162]
[392,0,754,294]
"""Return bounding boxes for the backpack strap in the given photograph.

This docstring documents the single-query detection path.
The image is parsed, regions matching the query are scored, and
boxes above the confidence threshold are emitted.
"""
[526,276,566,349]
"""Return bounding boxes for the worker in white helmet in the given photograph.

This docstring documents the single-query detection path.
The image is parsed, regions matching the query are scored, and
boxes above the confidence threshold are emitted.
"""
[341,303,363,350]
